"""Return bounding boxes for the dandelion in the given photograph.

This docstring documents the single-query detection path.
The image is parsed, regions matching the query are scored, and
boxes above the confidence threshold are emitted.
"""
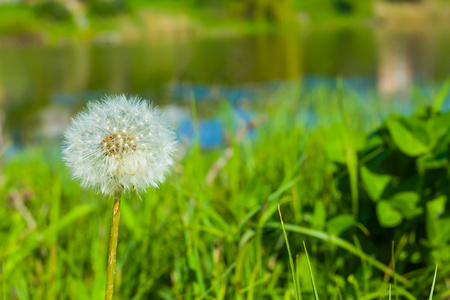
[62,94,177,300]
[63,94,177,196]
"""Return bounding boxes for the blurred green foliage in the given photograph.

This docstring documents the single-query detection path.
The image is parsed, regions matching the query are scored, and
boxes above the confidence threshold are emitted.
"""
[33,1,73,22]
[88,0,129,17]
[0,0,375,40]
[0,4,41,36]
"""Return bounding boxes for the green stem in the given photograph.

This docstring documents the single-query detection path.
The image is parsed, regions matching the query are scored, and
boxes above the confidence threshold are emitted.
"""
[105,191,122,300]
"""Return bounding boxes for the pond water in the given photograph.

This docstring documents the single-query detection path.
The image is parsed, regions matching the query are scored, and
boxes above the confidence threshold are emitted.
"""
[0,26,449,151]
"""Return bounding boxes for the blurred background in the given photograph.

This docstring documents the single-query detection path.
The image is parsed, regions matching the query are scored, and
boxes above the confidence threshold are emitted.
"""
[0,0,449,151]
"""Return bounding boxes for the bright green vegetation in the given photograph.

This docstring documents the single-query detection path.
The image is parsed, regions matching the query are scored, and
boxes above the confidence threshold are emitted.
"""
[1,83,449,299]
[0,0,374,42]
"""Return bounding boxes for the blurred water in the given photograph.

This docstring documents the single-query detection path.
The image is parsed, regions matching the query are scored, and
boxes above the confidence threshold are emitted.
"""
[0,26,449,151]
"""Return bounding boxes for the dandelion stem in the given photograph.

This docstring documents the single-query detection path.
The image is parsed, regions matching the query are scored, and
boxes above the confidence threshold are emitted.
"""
[105,190,122,300]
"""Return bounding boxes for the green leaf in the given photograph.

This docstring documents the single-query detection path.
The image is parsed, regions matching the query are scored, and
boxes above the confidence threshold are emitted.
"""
[417,152,448,170]
[360,165,391,201]
[427,195,446,220]
[386,116,429,157]
[425,111,450,149]
[326,214,354,235]
[389,192,423,219]
[426,195,450,243]
[426,195,446,241]
[365,133,384,150]
[377,201,403,228]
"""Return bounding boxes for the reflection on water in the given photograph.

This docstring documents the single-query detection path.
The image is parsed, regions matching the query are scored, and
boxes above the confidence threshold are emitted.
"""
[377,27,432,96]
[0,27,449,151]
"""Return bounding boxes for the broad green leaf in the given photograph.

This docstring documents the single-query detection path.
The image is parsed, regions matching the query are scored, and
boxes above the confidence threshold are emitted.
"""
[431,217,450,245]
[360,165,391,201]
[417,151,448,171]
[365,133,384,150]
[426,111,450,149]
[427,195,446,219]
[386,116,429,157]
[426,195,449,243]
[389,192,423,219]
[326,214,354,235]
[377,201,403,228]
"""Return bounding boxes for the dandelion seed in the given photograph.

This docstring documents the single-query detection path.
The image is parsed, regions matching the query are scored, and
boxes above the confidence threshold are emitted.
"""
[62,94,178,196]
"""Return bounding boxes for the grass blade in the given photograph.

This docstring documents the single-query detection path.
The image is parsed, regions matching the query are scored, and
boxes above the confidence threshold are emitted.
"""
[428,265,438,300]
[200,263,236,299]
[264,222,409,285]
[433,78,450,112]
[353,235,368,295]
[336,78,359,218]
[303,241,319,300]
[360,286,416,300]
[335,281,343,300]
[295,254,301,299]
[278,204,301,300]
[392,241,398,300]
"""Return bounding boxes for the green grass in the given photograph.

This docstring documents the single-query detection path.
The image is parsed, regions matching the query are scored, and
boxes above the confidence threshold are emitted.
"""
[0,84,447,299]
[278,204,301,299]
[429,265,438,300]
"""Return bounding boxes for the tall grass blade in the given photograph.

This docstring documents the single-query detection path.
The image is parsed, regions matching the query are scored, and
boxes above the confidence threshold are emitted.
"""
[200,263,236,299]
[335,282,343,300]
[389,284,391,300]
[428,265,438,300]
[336,78,359,218]
[353,235,368,295]
[303,241,319,300]
[295,254,301,299]
[278,204,301,300]
[391,241,398,300]
[433,78,450,112]
[361,287,416,300]
[264,222,409,285]
[189,92,199,139]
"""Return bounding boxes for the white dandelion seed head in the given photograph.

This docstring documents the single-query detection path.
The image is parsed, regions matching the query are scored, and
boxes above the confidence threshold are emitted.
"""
[62,94,178,196]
